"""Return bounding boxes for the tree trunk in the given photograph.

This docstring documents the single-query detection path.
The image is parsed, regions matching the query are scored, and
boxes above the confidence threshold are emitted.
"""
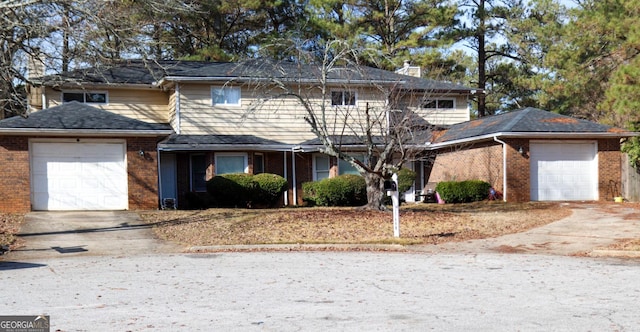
[361,172,387,211]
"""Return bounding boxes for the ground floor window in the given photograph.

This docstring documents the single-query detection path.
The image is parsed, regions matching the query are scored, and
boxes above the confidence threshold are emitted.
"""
[254,153,264,174]
[313,154,331,180]
[338,155,365,175]
[190,154,207,192]
[215,152,248,175]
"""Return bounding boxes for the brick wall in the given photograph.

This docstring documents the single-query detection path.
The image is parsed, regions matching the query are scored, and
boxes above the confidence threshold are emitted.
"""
[126,137,161,210]
[503,138,530,202]
[429,142,504,192]
[0,136,31,212]
[598,138,622,201]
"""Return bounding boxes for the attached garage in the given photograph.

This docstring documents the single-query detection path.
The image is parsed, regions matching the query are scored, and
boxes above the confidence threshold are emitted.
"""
[530,141,598,201]
[30,140,128,210]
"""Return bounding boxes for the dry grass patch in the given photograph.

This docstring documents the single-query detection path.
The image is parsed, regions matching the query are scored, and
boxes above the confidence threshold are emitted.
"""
[140,202,571,247]
[0,214,25,249]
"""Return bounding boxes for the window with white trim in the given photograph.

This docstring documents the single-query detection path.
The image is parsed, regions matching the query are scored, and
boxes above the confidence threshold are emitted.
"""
[422,98,455,109]
[62,91,108,104]
[338,156,365,175]
[190,154,207,192]
[215,153,248,175]
[211,86,241,106]
[331,90,356,106]
[313,154,331,180]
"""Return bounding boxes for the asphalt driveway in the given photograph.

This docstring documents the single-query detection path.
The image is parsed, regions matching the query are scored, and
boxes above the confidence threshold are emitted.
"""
[6,211,179,260]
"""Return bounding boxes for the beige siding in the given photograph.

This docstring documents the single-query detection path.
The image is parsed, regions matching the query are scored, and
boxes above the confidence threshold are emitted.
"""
[43,87,169,123]
[178,83,389,144]
[401,94,470,126]
[169,89,178,132]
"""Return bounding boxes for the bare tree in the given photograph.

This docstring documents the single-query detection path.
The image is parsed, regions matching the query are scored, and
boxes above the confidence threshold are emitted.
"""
[242,40,453,210]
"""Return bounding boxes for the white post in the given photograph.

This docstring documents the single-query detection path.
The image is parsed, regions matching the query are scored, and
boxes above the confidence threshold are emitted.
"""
[291,148,298,206]
[391,173,400,238]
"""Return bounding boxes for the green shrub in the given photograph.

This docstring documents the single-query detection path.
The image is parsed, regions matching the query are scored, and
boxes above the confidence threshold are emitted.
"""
[206,173,289,208]
[253,173,288,207]
[206,173,255,207]
[396,168,417,194]
[435,180,491,203]
[302,174,366,206]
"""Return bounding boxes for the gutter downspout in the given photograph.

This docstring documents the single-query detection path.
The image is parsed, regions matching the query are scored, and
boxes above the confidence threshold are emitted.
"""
[493,136,508,202]
[292,149,298,206]
[283,151,288,206]
[175,83,181,134]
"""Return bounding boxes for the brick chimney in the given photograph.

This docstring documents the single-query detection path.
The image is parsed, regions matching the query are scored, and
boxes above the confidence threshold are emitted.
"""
[27,53,45,79]
[395,60,421,78]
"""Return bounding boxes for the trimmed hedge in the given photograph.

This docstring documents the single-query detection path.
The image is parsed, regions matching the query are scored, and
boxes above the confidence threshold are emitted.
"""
[302,174,367,207]
[206,173,288,208]
[253,173,289,206]
[435,180,492,203]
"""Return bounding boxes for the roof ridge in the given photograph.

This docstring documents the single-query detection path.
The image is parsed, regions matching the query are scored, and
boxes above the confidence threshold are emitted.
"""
[501,108,533,131]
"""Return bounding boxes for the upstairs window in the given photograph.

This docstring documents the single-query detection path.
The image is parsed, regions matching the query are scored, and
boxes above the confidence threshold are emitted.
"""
[212,86,241,106]
[422,99,455,109]
[62,91,107,104]
[331,91,356,106]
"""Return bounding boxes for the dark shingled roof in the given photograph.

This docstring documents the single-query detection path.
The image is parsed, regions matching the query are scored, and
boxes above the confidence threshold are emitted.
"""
[0,101,172,132]
[433,107,632,143]
[161,134,284,146]
[36,60,472,92]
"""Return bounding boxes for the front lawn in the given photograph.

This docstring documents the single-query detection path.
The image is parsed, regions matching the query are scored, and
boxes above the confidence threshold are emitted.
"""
[140,202,571,247]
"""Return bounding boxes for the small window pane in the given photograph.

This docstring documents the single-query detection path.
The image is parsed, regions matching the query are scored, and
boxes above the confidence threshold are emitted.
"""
[226,88,240,104]
[212,89,225,104]
[345,91,356,106]
[438,99,454,108]
[422,100,437,109]
[86,93,107,103]
[217,155,246,174]
[212,87,241,105]
[331,91,342,106]
[63,92,85,102]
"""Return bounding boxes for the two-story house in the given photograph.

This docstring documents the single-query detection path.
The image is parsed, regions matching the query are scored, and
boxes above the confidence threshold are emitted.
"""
[0,60,473,212]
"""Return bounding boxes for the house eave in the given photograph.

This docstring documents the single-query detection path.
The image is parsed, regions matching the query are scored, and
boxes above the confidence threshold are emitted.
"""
[158,143,322,152]
[157,76,406,87]
[0,128,173,137]
[428,131,639,150]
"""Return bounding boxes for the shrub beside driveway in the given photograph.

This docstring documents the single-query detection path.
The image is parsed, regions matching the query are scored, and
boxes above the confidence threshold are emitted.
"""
[139,202,572,247]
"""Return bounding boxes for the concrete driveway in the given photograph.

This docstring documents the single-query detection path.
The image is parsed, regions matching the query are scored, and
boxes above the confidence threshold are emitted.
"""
[416,203,640,257]
[6,211,179,260]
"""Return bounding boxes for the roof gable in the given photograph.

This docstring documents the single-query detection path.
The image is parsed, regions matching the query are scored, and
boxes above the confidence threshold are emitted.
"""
[0,101,172,132]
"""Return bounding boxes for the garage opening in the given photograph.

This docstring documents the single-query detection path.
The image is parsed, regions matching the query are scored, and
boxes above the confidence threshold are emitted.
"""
[530,141,598,201]
[30,140,128,210]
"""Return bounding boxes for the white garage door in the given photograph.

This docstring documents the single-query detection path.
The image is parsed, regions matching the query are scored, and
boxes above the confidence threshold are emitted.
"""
[530,141,598,201]
[31,141,128,210]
